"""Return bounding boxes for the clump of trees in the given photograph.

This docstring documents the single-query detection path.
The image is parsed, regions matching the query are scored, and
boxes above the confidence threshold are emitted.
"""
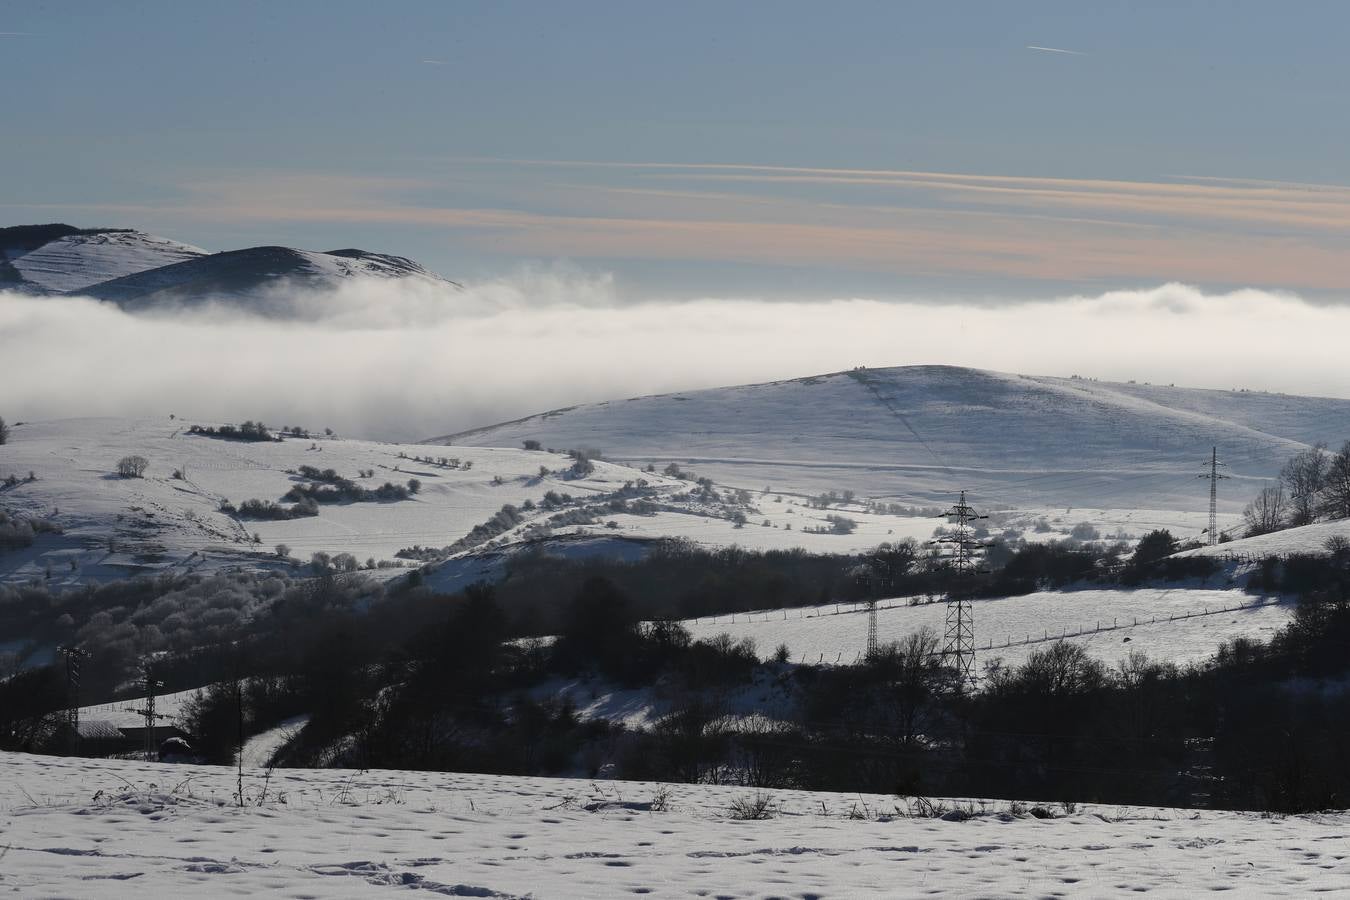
[0,416,10,445]
[222,497,319,520]
[115,455,148,478]
[805,514,858,535]
[566,448,603,478]
[809,490,856,509]
[281,466,414,505]
[187,421,278,442]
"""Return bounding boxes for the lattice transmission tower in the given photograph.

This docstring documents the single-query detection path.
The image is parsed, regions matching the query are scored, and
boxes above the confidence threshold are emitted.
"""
[933,491,988,684]
[1199,447,1229,546]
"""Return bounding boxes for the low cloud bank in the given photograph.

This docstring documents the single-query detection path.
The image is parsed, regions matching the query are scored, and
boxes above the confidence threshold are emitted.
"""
[3,279,1348,441]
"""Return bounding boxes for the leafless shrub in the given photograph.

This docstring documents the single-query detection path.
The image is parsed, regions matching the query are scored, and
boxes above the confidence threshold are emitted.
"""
[727,791,777,820]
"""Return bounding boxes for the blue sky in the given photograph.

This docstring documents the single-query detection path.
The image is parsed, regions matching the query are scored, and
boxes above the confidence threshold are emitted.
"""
[6,1,1350,298]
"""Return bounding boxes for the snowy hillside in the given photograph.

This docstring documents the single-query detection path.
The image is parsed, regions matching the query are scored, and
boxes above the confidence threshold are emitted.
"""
[0,225,205,294]
[2,416,1246,590]
[84,245,455,312]
[680,587,1291,673]
[440,366,1350,512]
[3,752,1346,897]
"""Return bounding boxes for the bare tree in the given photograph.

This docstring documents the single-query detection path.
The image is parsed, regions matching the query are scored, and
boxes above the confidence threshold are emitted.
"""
[1243,484,1288,536]
[1280,443,1328,527]
[0,417,9,445]
[1320,442,1350,521]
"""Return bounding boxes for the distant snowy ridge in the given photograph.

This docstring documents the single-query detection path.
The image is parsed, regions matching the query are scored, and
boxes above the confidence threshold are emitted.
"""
[0,224,205,294]
[0,222,456,312]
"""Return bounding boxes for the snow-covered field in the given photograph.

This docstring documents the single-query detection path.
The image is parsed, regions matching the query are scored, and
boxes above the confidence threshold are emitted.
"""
[681,588,1292,672]
[2,751,1346,897]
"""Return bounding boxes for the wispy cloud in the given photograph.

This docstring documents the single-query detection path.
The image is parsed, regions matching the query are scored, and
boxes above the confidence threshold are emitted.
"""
[1026,45,1086,56]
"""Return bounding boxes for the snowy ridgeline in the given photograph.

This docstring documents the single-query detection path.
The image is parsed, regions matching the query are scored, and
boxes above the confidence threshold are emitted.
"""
[678,587,1294,674]
[2,752,1347,898]
[0,223,453,305]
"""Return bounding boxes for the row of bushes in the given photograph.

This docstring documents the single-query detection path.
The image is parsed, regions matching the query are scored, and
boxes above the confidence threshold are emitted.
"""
[187,421,277,442]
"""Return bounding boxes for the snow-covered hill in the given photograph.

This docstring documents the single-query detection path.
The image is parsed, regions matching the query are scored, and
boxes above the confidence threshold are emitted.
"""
[439,365,1350,512]
[0,225,205,294]
[3,751,1346,897]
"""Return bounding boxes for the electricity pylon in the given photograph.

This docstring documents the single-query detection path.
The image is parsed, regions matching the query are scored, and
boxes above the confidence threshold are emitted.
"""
[1199,447,1229,546]
[934,491,987,685]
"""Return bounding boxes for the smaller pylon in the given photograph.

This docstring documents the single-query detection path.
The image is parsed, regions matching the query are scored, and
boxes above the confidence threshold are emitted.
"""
[124,664,170,758]
[58,645,88,755]
[865,600,879,659]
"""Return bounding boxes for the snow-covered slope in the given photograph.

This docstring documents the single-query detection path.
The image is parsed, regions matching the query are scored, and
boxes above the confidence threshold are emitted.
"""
[4,752,1347,897]
[439,366,1350,511]
[0,225,205,294]
[1181,519,1350,559]
[83,245,454,312]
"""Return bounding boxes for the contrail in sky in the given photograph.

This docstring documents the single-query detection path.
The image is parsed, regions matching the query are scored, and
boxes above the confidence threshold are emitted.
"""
[1026,45,1086,56]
